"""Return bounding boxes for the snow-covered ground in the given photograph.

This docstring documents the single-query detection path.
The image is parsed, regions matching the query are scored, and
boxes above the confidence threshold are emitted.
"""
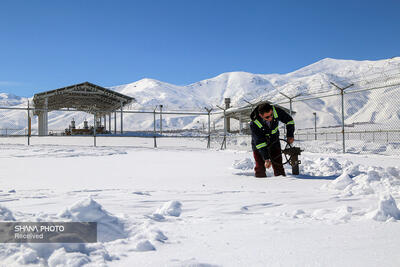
[0,137,399,266]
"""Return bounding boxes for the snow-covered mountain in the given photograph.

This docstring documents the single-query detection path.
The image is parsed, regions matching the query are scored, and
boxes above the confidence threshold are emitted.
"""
[1,57,399,133]
[0,93,27,106]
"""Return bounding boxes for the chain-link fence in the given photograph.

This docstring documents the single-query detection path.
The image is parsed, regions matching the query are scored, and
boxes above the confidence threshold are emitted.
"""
[0,106,216,149]
[218,67,400,156]
[0,64,399,154]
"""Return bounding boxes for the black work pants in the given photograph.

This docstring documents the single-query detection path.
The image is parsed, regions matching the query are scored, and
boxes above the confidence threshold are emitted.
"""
[253,140,286,177]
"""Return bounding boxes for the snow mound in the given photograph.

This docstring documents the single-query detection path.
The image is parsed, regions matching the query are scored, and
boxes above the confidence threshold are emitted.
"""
[0,245,43,266]
[47,248,90,267]
[58,197,127,242]
[368,194,400,222]
[329,171,353,190]
[155,200,182,217]
[322,162,400,198]
[302,157,343,177]
[316,157,342,176]
[126,221,169,252]
[134,240,156,251]
[0,205,16,221]
[232,158,254,170]
[386,167,400,178]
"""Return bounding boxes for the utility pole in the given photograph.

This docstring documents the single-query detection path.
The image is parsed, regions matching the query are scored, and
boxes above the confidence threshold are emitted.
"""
[331,82,354,153]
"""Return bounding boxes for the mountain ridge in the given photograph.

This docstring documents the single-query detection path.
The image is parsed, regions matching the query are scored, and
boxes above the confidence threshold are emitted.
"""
[0,57,399,132]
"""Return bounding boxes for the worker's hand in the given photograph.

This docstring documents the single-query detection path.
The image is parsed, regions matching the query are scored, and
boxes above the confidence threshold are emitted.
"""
[287,137,294,144]
[264,160,272,169]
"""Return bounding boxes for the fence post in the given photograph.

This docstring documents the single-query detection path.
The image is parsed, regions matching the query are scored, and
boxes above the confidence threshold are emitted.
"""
[331,82,353,153]
[159,104,163,135]
[27,101,31,146]
[387,131,389,143]
[153,108,157,148]
[313,112,317,140]
[205,108,212,149]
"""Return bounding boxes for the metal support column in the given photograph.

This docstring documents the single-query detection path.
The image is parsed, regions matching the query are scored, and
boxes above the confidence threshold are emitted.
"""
[109,113,111,133]
[114,111,117,134]
[38,97,49,136]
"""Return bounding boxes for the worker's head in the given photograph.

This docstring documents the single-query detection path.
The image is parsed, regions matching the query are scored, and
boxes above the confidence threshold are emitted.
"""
[258,103,273,122]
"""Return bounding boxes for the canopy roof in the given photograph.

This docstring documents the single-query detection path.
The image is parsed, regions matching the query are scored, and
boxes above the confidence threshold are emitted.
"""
[33,82,135,115]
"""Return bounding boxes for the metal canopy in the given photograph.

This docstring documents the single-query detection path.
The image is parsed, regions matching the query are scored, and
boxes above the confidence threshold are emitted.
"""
[225,100,295,123]
[33,82,135,115]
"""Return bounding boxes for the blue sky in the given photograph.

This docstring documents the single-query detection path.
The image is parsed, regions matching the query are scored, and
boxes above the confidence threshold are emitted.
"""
[0,0,399,97]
